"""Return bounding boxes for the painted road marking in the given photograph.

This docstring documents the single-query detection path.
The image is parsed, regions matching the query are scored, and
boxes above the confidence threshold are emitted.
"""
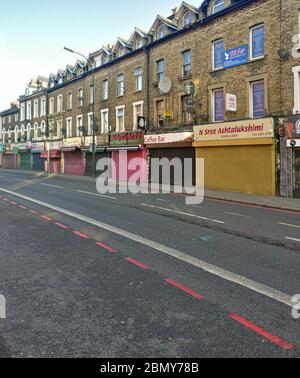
[285,237,300,243]
[40,183,64,189]
[279,222,300,229]
[76,190,117,200]
[55,222,69,230]
[10,201,17,205]
[141,203,225,225]
[14,178,33,183]
[0,187,293,308]
[96,242,118,253]
[165,279,204,300]
[18,205,27,210]
[41,215,53,221]
[225,212,250,218]
[126,257,150,270]
[156,198,167,202]
[229,313,293,351]
[73,231,90,239]
[29,210,38,215]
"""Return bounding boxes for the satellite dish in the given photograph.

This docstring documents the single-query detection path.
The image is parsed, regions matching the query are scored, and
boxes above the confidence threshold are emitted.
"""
[158,78,172,94]
[278,48,290,60]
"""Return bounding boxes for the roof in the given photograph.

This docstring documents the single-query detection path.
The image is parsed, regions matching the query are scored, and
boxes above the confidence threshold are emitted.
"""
[0,107,19,117]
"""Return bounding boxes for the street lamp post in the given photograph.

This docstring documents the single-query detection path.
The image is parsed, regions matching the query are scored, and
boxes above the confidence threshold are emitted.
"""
[64,47,96,178]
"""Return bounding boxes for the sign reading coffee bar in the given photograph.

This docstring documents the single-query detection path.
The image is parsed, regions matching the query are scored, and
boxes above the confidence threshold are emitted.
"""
[194,118,274,142]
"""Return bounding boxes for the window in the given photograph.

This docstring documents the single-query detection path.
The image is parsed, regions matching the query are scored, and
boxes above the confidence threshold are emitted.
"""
[135,38,144,49]
[76,115,83,136]
[293,66,300,114]
[89,85,94,104]
[156,100,164,127]
[116,106,125,132]
[213,0,225,14]
[40,98,46,117]
[117,74,125,96]
[135,67,143,91]
[66,118,72,138]
[57,95,63,113]
[181,96,193,125]
[157,59,165,82]
[26,102,31,120]
[101,109,109,134]
[88,113,94,135]
[33,100,39,118]
[250,24,265,60]
[20,104,25,121]
[182,11,193,27]
[213,39,224,70]
[49,98,54,115]
[250,80,265,118]
[78,88,83,107]
[56,119,62,139]
[212,89,225,122]
[182,50,192,77]
[133,101,144,130]
[15,113,19,122]
[67,92,72,110]
[103,80,109,100]
[157,24,166,39]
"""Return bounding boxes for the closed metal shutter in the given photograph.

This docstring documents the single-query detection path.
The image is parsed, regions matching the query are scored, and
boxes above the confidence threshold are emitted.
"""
[196,144,276,196]
[19,152,32,171]
[1,154,16,169]
[64,151,84,176]
[32,153,44,172]
[85,152,110,177]
[149,148,195,186]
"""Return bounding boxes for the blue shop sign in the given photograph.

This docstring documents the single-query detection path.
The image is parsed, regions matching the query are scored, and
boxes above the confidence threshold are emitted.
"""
[224,45,248,69]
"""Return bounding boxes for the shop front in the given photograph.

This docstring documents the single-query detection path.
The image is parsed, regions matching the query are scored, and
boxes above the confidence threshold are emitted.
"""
[108,131,147,182]
[1,143,18,169]
[31,142,45,172]
[83,135,110,177]
[40,141,62,174]
[18,142,32,171]
[286,115,300,198]
[145,131,195,187]
[193,118,276,196]
[61,137,84,176]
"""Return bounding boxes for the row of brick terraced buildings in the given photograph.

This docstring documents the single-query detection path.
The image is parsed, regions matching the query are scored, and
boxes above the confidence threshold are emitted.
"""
[1,0,300,197]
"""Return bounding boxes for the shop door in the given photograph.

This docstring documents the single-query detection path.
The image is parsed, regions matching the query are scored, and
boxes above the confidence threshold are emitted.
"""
[149,148,195,187]
[32,153,44,171]
[2,154,16,169]
[294,149,300,198]
[64,151,84,176]
[19,152,32,171]
[85,152,110,177]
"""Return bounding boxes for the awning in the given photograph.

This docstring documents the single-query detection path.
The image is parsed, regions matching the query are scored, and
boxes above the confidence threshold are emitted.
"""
[82,147,107,153]
[60,147,81,152]
[107,145,143,152]
[40,150,61,158]
[32,150,44,154]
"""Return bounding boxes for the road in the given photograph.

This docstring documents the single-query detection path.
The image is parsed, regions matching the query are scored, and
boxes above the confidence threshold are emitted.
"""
[0,169,299,358]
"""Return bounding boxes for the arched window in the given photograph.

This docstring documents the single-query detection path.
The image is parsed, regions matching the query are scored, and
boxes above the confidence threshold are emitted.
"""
[157,24,166,39]
[2,128,7,143]
[34,122,39,140]
[14,126,19,143]
[41,121,46,139]
[182,11,193,27]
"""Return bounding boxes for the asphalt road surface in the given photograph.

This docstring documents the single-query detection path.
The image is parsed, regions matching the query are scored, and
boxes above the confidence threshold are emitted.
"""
[0,170,299,358]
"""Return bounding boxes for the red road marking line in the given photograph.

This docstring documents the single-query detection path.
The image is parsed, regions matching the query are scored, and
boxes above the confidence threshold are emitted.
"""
[41,215,53,221]
[96,242,118,253]
[29,210,38,215]
[165,279,204,300]
[229,313,293,351]
[3,198,9,202]
[73,231,90,239]
[10,201,17,205]
[19,205,27,210]
[126,257,150,270]
[55,222,69,230]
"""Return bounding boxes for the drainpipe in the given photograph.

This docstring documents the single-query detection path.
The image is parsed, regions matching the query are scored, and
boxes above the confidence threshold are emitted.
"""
[145,45,150,130]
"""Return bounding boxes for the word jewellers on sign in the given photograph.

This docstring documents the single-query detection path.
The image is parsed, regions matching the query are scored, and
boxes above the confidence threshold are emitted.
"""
[110,131,145,146]
[224,45,249,69]
[194,118,274,142]
[144,132,193,145]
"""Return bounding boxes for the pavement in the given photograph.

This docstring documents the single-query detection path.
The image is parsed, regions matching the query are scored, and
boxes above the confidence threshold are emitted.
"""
[0,169,300,358]
[1,168,299,213]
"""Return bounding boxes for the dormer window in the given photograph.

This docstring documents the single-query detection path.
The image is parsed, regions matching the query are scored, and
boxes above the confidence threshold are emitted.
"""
[135,38,144,49]
[213,0,225,14]
[157,24,166,39]
[182,11,193,27]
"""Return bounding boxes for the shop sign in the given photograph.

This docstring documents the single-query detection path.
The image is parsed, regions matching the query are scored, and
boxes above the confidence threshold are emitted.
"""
[1,144,7,153]
[63,137,83,148]
[224,45,248,69]
[110,131,144,146]
[226,94,237,112]
[194,118,274,142]
[286,115,300,139]
[163,111,174,119]
[46,141,62,150]
[84,135,109,147]
[144,132,193,145]
[31,142,45,151]
[17,142,31,150]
